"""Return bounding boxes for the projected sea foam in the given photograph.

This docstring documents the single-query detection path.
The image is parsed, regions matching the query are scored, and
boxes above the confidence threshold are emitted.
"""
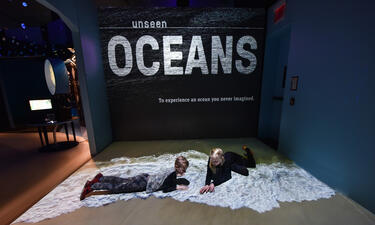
[14,150,335,223]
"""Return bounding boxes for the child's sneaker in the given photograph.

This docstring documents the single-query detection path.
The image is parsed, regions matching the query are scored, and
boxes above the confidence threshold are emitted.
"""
[90,173,103,185]
[80,184,93,200]
[242,145,253,158]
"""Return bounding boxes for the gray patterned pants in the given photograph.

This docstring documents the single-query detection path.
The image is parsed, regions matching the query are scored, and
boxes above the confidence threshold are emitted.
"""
[91,173,149,194]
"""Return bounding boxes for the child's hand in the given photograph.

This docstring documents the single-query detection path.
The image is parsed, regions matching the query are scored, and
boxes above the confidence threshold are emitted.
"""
[200,185,209,194]
[200,184,214,194]
[177,185,188,190]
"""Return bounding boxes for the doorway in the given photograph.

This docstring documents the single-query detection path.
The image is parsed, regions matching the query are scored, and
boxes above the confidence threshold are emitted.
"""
[258,25,291,149]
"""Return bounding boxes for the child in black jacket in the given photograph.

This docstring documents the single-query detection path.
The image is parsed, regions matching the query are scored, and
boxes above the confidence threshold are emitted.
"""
[200,146,255,194]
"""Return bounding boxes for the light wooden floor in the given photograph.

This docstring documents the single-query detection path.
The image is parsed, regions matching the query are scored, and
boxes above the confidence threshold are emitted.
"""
[0,132,91,225]
[12,138,375,225]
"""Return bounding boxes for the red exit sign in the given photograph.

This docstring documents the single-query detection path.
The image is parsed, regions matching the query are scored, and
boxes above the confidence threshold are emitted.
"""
[273,2,286,24]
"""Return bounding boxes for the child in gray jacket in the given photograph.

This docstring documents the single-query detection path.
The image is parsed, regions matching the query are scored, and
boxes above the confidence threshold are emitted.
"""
[80,156,189,200]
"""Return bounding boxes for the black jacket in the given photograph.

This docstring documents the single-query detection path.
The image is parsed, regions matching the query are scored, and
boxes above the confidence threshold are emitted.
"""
[158,171,177,193]
[205,152,249,186]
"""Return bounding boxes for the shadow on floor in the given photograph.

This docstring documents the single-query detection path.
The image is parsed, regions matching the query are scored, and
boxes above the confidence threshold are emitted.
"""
[0,132,91,225]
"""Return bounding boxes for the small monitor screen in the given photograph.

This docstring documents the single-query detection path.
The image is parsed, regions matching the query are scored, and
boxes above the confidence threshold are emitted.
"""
[29,99,53,111]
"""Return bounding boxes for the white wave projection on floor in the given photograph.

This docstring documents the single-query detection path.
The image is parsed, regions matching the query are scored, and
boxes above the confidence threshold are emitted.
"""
[14,150,335,223]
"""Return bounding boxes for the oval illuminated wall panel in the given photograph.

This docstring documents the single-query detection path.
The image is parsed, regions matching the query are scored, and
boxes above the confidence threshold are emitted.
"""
[44,58,69,95]
[44,59,56,95]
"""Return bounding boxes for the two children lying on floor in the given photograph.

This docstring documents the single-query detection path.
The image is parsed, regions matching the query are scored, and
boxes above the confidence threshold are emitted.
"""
[80,146,256,200]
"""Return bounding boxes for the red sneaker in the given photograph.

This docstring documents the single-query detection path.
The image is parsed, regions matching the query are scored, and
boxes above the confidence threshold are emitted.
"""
[82,180,91,190]
[90,173,103,185]
[80,185,93,200]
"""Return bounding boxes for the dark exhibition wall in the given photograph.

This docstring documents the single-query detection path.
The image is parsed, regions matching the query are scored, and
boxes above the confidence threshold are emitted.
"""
[98,8,265,140]
[264,0,375,213]
[35,0,272,154]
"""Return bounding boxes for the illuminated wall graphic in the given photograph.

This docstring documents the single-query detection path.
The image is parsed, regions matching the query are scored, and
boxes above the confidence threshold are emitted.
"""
[98,8,265,140]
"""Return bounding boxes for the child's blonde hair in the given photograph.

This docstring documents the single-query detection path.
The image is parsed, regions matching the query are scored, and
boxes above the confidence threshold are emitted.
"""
[209,148,225,174]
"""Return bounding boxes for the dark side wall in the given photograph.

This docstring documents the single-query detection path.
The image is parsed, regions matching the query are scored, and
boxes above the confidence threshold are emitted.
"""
[0,57,51,126]
[264,0,375,213]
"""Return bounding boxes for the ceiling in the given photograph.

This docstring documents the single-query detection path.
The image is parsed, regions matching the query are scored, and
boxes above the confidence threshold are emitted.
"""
[0,0,278,29]
[95,0,278,8]
[0,0,54,29]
